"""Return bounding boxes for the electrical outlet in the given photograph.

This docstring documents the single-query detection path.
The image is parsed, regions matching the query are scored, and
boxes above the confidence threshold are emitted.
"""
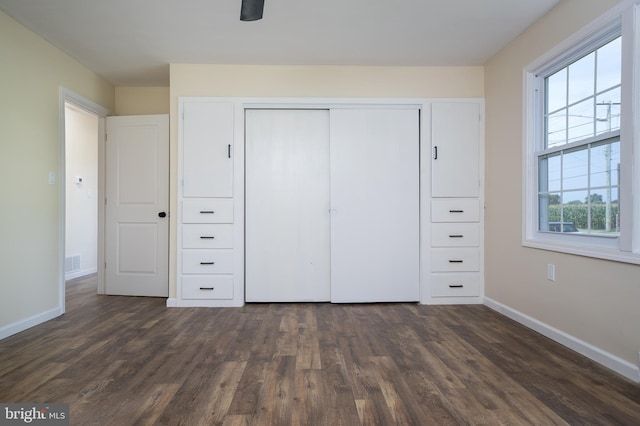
[547,264,555,281]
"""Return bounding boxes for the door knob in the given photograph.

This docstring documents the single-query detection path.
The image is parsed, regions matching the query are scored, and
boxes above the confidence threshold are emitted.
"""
[158,212,167,218]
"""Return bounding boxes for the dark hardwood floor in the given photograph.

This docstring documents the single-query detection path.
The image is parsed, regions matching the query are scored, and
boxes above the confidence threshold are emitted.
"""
[1,275,639,425]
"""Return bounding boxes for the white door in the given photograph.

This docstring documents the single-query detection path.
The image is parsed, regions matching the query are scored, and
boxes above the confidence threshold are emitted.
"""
[245,109,331,302]
[105,115,169,297]
[431,102,480,197]
[330,109,420,303]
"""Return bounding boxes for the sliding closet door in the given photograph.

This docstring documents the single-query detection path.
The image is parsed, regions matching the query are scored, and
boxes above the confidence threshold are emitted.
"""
[330,109,420,302]
[245,109,331,302]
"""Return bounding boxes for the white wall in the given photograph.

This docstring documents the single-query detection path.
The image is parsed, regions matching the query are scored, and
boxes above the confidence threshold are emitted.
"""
[65,104,98,279]
[484,0,640,378]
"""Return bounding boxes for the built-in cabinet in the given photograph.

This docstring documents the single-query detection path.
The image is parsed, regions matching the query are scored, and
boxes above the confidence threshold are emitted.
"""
[174,97,483,307]
[177,101,243,307]
[423,102,484,304]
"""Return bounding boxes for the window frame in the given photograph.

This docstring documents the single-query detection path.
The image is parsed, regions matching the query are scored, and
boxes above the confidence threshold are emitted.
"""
[523,0,640,264]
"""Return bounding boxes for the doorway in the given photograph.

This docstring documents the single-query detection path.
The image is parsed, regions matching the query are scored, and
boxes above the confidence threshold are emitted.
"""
[60,89,111,308]
[64,102,99,281]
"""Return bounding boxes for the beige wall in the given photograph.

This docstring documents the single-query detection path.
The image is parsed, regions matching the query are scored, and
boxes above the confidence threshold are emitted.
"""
[169,64,485,298]
[0,11,114,333]
[115,86,169,115]
[484,0,640,367]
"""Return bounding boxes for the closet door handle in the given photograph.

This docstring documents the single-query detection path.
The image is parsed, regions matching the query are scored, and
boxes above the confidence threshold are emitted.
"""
[200,210,215,214]
[228,144,231,158]
[448,260,464,263]
[433,146,438,160]
[200,236,215,239]
[200,262,215,265]
[199,287,215,291]
[449,284,464,288]
[449,210,464,213]
[449,234,464,238]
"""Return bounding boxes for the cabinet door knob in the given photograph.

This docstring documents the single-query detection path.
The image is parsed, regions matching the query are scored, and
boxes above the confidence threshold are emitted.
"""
[158,212,167,218]
[449,284,464,288]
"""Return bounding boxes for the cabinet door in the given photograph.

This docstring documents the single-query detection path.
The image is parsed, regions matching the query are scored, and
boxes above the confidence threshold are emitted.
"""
[330,108,420,302]
[431,102,480,198]
[182,101,233,197]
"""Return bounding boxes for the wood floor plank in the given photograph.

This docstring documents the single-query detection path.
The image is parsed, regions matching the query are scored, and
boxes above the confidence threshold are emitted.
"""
[0,275,639,425]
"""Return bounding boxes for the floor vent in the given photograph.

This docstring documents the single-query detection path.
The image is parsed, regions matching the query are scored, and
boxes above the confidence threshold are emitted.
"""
[65,254,81,273]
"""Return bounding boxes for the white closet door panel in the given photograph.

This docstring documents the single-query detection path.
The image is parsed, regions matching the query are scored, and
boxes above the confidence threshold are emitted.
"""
[245,109,331,302]
[330,109,420,303]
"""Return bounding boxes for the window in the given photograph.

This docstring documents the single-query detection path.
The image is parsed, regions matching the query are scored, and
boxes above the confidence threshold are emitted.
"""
[524,1,640,263]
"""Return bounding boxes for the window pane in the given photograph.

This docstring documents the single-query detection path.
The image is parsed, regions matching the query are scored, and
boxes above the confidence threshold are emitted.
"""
[539,194,560,231]
[547,68,567,113]
[568,52,595,104]
[568,98,594,142]
[596,88,621,134]
[562,190,588,231]
[588,188,618,233]
[562,148,588,190]
[539,153,561,192]
[596,37,621,92]
[590,141,620,187]
[546,109,566,148]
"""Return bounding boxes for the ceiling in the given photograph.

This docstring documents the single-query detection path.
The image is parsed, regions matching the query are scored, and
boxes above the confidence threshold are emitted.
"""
[0,0,561,86]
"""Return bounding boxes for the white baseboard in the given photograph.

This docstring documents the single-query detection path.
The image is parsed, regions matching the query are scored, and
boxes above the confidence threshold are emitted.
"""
[0,306,64,340]
[65,267,97,281]
[166,298,177,307]
[484,297,640,383]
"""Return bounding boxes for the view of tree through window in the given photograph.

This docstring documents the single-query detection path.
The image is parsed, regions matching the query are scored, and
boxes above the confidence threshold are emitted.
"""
[538,36,621,235]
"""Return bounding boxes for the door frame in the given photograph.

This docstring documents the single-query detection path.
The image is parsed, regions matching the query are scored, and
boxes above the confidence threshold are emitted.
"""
[59,87,112,307]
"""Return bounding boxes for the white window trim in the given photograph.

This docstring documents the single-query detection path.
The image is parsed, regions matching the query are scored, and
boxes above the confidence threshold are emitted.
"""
[523,0,640,264]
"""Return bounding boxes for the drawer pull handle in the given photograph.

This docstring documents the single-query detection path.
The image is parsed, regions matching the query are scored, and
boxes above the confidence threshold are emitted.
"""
[449,234,464,238]
[200,210,215,214]
[200,262,215,265]
[200,236,215,239]
[449,284,464,288]
[199,287,215,290]
[449,210,464,213]
[449,260,464,263]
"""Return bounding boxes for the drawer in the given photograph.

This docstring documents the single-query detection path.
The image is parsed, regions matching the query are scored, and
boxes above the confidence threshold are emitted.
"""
[182,198,233,223]
[431,223,480,247]
[182,224,234,249]
[431,199,480,222]
[182,250,234,274]
[431,248,480,272]
[182,276,234,300]
[430,273,481,297]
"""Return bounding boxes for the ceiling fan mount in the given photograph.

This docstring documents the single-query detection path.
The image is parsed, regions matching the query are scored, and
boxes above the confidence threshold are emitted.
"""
[240,0,265,21]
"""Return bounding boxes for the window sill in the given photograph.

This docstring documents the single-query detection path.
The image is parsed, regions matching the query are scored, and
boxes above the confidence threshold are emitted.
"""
[522,238,640,265]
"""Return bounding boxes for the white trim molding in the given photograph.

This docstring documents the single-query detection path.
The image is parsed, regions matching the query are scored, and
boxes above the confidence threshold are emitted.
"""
[0,307,64,341]
[484,297,640,383]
